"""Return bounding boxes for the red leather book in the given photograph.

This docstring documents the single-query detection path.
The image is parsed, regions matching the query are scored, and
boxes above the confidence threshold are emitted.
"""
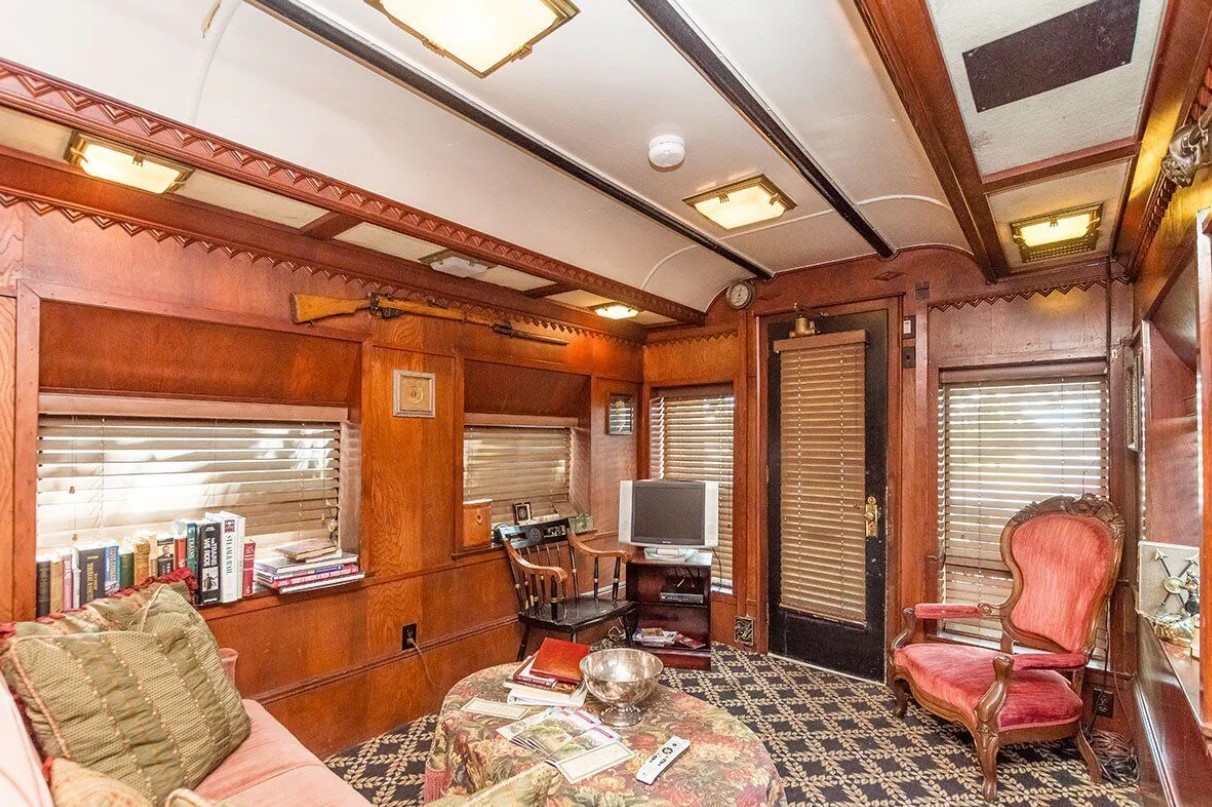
[530,638,591,684]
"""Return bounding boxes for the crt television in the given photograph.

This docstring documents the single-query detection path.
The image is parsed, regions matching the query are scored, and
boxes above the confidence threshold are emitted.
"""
[619,479,718,559]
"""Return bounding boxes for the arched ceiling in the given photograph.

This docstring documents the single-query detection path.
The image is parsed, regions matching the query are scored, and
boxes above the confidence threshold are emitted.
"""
[0,0,1169,321]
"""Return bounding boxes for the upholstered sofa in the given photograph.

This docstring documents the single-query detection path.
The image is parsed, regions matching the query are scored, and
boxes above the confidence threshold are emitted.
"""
[0,576,368,807]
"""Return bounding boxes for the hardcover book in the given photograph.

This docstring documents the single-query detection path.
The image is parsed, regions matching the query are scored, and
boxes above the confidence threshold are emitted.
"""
[49,553,64,614]
[73,544,107,605]
[196,520,222,606]
[155,535,175,577]
[103,541,121,596]
[530,638,591,685]
[206,511,245,604]
[132,538,150,587]
[242,540,256,598]
[174,520,202,583]
[62,551,75,610]
[35,554,51,618]
[119,546,134,589]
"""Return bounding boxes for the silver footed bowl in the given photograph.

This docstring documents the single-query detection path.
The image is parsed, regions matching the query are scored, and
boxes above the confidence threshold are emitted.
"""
[580,648,664,727]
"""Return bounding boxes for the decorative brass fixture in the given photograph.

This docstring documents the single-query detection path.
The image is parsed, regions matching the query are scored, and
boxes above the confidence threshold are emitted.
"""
[1009,203,1102,264]
[1162,103,1212,187]
[684,175,796,230]
[364,0,579,77]
[594,303,639,320]
[65,132,192,194]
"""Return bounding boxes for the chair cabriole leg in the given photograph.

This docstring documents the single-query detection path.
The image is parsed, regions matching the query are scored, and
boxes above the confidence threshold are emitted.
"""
[975,728,1000,802]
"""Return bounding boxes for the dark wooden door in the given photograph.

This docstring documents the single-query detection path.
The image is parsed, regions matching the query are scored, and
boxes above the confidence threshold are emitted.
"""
[767,309,888,680]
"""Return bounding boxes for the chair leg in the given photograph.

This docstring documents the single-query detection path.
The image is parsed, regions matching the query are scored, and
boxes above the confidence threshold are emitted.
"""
[975,729,1000,803]
[890,680,909,719]
[517,624,531,662]
[569,630,578,644]
[1074,727,1102,783]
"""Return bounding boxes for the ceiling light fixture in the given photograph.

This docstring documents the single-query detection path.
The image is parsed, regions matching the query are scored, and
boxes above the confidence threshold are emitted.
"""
[1010,203,1102,263]
[685,175,795,230]
[593,303,639,320]
[365,0,579,77]
[65,132,192,194]
[421,249,492,278]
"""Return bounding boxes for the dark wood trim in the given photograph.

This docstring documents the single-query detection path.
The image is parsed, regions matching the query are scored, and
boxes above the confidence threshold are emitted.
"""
[523,282,576,299]
[0,58,704,324]
[853,0,1005,281]
[629,0,894,260]
[981,137,1140,193]
[245,1,773,282]
[298,210,361,240]
[0,149,648,342]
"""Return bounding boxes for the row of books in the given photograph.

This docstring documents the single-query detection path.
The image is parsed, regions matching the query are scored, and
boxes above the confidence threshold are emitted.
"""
[35,511,255,617]
[253,539,363,595]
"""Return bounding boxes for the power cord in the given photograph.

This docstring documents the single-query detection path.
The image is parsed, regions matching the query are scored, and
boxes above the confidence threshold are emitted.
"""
[1089,729,1138,785]
[406,636,439,690]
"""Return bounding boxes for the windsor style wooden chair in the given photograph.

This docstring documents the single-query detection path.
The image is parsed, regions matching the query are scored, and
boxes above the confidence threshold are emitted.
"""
[497,520,638,660]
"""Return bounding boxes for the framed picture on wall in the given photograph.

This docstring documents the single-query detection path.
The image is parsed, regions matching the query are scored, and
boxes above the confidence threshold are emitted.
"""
[607,393,635,435]
[393,370,436,418]
[1126,349,1141,452]
[512,502,532,524]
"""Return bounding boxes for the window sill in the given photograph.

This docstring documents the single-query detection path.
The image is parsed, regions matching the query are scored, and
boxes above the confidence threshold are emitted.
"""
[200,571,376,621]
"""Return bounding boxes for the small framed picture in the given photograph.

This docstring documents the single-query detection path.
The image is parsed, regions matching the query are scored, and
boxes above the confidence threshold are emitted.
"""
[393,370,436,418]
[513,502,532,524]
[607,393,635,435]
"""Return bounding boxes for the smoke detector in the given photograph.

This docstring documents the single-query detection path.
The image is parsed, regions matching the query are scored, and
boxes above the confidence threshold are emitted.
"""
[648,135,685,169]
[421,249,490,278]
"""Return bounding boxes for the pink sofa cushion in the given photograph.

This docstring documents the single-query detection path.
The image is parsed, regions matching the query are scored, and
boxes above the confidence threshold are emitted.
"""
[0,685,53,807]
[195,700,367,807]
[895,643,1083,731]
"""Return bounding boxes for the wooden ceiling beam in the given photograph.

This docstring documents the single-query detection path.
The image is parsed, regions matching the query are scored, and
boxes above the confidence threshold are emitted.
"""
[0,149,649,340]
[298,211,361,240]
[0,58,705,325]
[854,0,1005,282]
[523,282,576,299]
[981,138,1140,194]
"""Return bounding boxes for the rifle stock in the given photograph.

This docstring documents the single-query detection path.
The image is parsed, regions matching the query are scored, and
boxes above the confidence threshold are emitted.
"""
[290,293,371,324]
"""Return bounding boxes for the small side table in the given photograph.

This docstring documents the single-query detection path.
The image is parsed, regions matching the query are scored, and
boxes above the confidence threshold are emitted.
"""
[625,550,712,670]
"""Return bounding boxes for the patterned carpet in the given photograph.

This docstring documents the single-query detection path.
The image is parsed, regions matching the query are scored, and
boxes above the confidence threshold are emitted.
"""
[326,646,1140,806]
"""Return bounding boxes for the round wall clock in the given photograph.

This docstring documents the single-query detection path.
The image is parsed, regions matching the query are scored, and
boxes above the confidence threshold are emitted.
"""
[725,280,755,310]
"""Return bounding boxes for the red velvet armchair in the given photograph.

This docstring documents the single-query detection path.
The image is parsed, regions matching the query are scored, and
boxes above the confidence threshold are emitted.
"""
[889,494,1124,802]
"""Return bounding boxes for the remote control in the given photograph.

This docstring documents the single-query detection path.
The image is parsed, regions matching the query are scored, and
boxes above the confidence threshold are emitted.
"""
[635,736,690,784]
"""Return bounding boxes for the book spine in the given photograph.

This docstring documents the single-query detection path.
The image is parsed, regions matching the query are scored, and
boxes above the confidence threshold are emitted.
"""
[119,547,134,589]
[132,539,150,586]
[49,554,63,614]
[35,557,51,617]
[103,543,120,596]
[185,522,200,580]
[63,552,75,610]
[242,541,255,598]
[218,515,241,604]
[155,537,174,577]
[76,547,106,604]
[174,536,187,570]
[196,521,221,606]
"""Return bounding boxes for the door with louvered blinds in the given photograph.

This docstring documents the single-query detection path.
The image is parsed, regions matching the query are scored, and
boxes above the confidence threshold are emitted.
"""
[937,370,1110,657]
[768,310,889,680]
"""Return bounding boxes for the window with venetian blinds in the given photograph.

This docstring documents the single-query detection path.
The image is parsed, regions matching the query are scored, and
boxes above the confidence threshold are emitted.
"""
[463,424,572,525]
[776,333,867,625]
[648,387,735,588]
[937,371,1110,653]
[36,397,349,554]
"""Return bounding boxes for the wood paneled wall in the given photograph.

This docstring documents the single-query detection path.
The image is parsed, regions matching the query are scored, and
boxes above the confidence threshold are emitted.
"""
[643,248,1134,703]
[0,196,643,756]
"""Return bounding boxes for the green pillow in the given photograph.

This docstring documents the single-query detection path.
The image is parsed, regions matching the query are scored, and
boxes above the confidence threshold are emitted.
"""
[3,620,249,803]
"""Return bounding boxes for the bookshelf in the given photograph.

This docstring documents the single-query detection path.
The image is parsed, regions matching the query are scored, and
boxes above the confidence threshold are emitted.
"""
[625,551,712,670]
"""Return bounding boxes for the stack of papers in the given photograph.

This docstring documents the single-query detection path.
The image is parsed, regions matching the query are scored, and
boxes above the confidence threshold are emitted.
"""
[497,707,632,783]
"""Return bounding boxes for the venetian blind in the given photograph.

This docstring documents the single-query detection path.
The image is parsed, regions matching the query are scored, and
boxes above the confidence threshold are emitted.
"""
[938,373,1110,652]
[648,388,735,589]
[37,409,345,553]
[776,333,867,625]
[463,425,572,525]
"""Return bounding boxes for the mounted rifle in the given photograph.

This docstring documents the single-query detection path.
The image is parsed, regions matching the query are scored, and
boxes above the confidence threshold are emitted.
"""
[289,292,569,346]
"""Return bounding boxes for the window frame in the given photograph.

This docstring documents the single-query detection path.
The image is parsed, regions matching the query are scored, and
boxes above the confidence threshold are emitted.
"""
[461,414,578,528]
[35,392,360,558]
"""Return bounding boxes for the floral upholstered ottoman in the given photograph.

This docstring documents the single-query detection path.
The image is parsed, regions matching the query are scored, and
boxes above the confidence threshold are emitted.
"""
[423,663,785,806]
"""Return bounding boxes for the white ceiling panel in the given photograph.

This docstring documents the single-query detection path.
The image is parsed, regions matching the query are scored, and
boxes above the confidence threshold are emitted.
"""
[926,0,1165,176]
[477,266,549,292]
[336,222,443,261]
[0,106,72,160]
[986,159,1132,270]
[178,171,328,228]
[548,290,614,309]
[722,212,876,273]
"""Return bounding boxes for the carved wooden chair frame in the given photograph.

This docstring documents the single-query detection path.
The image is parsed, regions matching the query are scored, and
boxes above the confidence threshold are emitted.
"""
[888,494,1125,801]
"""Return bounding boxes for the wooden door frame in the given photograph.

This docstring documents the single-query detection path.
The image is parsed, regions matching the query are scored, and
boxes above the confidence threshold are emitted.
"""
[752,297,903,671]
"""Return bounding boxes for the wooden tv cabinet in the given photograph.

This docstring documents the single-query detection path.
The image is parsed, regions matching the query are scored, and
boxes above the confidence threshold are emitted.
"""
[625,550,712,670]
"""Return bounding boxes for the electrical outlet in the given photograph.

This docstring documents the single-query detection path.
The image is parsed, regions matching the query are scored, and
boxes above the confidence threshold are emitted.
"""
[1092,688,1114,718]
[402,623,418,650]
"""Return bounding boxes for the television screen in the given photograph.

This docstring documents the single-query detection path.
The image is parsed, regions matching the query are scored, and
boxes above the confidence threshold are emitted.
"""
[631,480,709,546]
